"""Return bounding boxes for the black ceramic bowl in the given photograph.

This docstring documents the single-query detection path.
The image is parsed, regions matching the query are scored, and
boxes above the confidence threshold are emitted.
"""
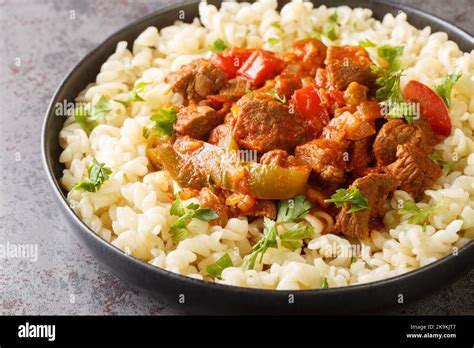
[42,0,474,314]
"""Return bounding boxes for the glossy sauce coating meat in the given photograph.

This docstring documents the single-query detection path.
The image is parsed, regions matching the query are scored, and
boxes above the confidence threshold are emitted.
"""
[166,59,227,100]
[373,118,436,166]
[384,144,442,199]
[295,137,349,185]
[174,104,224,140]
[232,92,307,153]
[333,174,398,240]
[325,46,376,91]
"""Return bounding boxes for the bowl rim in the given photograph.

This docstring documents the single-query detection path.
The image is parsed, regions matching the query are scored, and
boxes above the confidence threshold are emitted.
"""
[41,0,474,297]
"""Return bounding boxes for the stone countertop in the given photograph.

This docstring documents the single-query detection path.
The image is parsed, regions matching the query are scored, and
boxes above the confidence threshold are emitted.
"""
[0,0,472,315]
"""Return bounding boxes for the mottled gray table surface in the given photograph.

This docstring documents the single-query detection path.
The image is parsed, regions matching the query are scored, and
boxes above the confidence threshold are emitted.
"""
[0,0,472,315]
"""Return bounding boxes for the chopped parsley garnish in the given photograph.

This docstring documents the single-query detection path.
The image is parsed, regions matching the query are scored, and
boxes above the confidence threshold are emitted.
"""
[372,66,413,124]
[75,96,112,131]
[325,186,369,213]
[150,106,177,142]
[114,99,129,108]
[398,200,437,231]
[267,37,281,46]
[74,105,93,130]
[72,158,112,192]
[264,89,286,103]
[359,39,376,48]
[243,217,279,270]
[428,153,466,175]
[322,11,339,41]
[206,253,233,278]
[115,82,151,106]
[329,11,338,22]
[142,127,150,139]
[271,21,284,32]
[359,42,403,71]
[243,196,313,270]
[277,195,313,223]
[434,72,462,108]
[377,45,404,71]
[130,81,150,102]
[321,276,329,288]
[208,38,228,53]
[350,256,357,263]
[279,222,314,250]
[168,190,218,242]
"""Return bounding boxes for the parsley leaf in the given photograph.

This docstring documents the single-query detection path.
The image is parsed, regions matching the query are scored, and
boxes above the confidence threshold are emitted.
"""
[168,192,218,242]
[206,253,233,278]
[398,200,437,230]
[74,96,112,131]
[325,186,369,213]
[267,37,281,46]
[309,31,322,39]
[193,208,219,221]
[73,158,112,192]
[428,153,465,175]
[74,105,95,131]
[150,106,177,142]
[113,82,151,107]
[350,256,357,263]
[243,196,313,270]
[377,45,404,71]
[277,195,312,223]
[372,66,413,124]
[434,72,462,108]
[359,39,376,48]
[280,222,314,250]
[264,90,286,103]
[322,11,339,40]
[243,217,278,270]
[92,96,112,120]
[321,276,329,288]
[208,38,228,53]
[170,193,185,217]
[130,81,150,102]
[114,99,129,108]
[271,22,284,32]
[142,127,150,139]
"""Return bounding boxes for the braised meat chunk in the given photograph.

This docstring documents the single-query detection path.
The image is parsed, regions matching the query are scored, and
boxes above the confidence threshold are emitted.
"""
[373,118,435,166]
[384,144,442,199]
[348,136,374,174]
[198,187,229,226]
[333,174,398,240]
[166,59,227,100]
[325,46,376,91]
[208,122,233,147]
[219,77,252,101]
[232,92,306,153]
[295,138,349,185]
[174,104,224,140]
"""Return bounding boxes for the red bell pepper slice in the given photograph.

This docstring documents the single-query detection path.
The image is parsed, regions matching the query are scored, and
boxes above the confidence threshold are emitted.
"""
[210,53,239,78]
[403,80,451,136]
[209,47,255,79]
[237,50,285,86]
[292,85,330,137]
